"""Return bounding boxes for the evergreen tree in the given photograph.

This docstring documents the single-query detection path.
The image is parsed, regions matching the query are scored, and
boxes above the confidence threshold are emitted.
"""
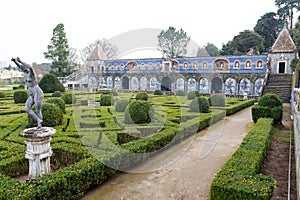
[44,23,71,77]
[204,43,220,56]
[275,0,300,29]
[157,26,190,58]
[232,30,264,54]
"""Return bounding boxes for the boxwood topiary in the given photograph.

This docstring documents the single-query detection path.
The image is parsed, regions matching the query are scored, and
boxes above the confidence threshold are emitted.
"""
[258,93,282,108]
[125,100,152,124]
[154,90,163,95]
[0,92,5,98]
[135,92,148,101]
[115,99,129,112]
[28,103,63,127]
[14,91,28,103]
[39,73,65,93]
[100,94,113,106]
[46,98,66,113]
[251,105,271,123]
[190,97,210,113]
[176,90,185,96]
[208,94,226,107]
[187,90,200,100]
[52,91,63,97]
[62,93,77,104]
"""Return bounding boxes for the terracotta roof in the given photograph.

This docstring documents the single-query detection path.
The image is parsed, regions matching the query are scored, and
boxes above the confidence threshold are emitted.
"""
[88,44,107,60]
[271,27,297,53]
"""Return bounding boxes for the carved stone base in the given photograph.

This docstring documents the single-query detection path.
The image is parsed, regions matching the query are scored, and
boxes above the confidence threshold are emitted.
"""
[20,127,56,180]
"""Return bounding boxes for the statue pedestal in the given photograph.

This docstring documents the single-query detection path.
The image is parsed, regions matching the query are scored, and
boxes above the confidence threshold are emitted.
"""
[20,127,56,180]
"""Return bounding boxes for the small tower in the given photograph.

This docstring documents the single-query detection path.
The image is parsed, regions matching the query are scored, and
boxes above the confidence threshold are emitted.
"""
[269,26,297,74]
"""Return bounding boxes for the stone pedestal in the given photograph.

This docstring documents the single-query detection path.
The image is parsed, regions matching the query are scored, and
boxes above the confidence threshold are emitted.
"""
[20,127,56,180]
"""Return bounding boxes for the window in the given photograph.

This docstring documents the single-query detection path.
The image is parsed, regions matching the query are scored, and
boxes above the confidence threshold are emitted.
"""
[234,61,240,69]
[256,61,263,69]
[202,62,208,69]
[245,61,252,69]
[120,64,125,70]
[192,62,198,69]
[183,62,189,69]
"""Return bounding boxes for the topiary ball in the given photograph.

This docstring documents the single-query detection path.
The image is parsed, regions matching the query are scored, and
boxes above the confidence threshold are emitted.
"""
[39,73,65,93]
[62,93,76,104]
[154,90,163,95]
[100,94,113,106]
[52,91,63,97]
[187,90,200,100]
[190,97,210,113]
[176,90,185,96]
[28,103,63,127]
[258,93,282,108]
[208,94,226,107]
[115,99,129,112]
[135,92,148,101]
[125,100,152,124]
[0,92,6,98]
[46,98,66,113]
[14,91,28,103]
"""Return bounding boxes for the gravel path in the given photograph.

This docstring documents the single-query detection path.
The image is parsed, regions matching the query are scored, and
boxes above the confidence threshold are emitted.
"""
[81,106,252,200]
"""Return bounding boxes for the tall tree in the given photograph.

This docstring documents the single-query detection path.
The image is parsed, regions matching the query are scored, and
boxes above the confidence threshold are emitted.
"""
[44,23,70,77]
[157,26,190,58]
[204,43,220,56]
[80,39,119,64]
[232,30,264,54]
[275,0,300,29]
[196,47,209,57]
[220,41,235,56]
[254,12,284,52]
[68,47,80,67]
[290,16,300,55]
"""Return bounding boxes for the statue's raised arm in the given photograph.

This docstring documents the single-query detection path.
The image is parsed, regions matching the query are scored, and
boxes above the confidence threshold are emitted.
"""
[11,57,44,130]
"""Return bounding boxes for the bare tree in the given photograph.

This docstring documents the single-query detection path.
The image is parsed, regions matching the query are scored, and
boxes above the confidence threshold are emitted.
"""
[80,39,119,64]
[68,47,80,66]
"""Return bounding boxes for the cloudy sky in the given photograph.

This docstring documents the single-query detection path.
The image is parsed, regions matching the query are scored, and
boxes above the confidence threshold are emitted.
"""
[1,0,279,65]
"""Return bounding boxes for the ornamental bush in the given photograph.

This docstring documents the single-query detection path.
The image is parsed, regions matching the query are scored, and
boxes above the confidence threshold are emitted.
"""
[154,90,163,95]
[190,97,210,113]
[13,91,28,103]
[62,93,77,104]
[100,94,113,106]
[125,100,151,124]
[39,73,65,93]
[0,92,5,98]
[28,103,63,127]
[46,98,66,113]
[115,99,129,112]
[176,90,185,96]
[258,93,282,108]
[52,90,63,97]
[135,92,148,101]
[187,90,200,100]
[208,94,226,107]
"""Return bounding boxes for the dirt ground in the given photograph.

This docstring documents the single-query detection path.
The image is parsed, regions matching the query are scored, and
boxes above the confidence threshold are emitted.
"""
[81,107,253,200]
[260,104,297,200]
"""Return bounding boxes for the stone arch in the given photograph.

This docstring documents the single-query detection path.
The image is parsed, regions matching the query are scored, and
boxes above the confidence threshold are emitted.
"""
[131,76,139,90]
[254,78,264,96]
[239,78,252,95]
[199,78,209,94]
[225,78,237,95]
[211,77,223,93]
[122,76,129,89]
[176,77,185,91]
[89,76,97,89]
[140,77,147,91]
[99,76,105,88]
[114,77,121,89]
[106,76,113,88]
[187,77,197,92]
[149,77,158,91]
[161,77,172,91]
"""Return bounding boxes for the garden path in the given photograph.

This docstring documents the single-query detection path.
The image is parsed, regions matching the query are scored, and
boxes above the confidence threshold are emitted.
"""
[81,106,253,200]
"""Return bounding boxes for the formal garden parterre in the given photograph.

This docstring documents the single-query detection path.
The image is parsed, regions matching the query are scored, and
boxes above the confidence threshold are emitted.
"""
[0,88,259,199]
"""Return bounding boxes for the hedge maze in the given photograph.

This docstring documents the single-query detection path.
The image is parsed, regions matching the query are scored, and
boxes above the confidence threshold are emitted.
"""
[0,89,258,199]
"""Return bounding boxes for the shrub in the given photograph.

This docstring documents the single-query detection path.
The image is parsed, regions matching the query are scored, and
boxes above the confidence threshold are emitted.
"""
[125,100,151,124]
[115,99,129,112]
[208,94,226,107]
[258,93,282,108]
[18,84,25,89]
[62,93,76,104]
[187,90,200,100]
[190,97,210,113]
[0,92,5,98]
[100,94,113,106]
[46,98,66,113]
[135,92,148,101]
[52,91,63,97]
[39,73,65,93]
[28,103,63,127]
[176,90,185,96]
[154,90,163,95]
[13,91,28,103]
[271,106,283,124]
[251,105,271,123]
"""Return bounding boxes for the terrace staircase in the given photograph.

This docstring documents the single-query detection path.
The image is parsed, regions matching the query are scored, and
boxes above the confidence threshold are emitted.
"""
[261,73,292,103]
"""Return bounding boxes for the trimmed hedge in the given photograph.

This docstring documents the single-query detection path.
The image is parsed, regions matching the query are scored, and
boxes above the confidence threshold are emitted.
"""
[0,92,5,98]
[124,100,152,124]
[62,93,77,104]
[14,91,28,103]
[52,91,63,97]
[154,90,163,95]
[39,74,65,93]
[187,90,200,100]
[208,94,226,107]
[258,93,282,108]
[135,92,148,101]
[210,118,276,199]
[46,98,66,113]
[114,99,129,112]
[176,90,185,96]
[100,94,113,106]
[190,97,210,113]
